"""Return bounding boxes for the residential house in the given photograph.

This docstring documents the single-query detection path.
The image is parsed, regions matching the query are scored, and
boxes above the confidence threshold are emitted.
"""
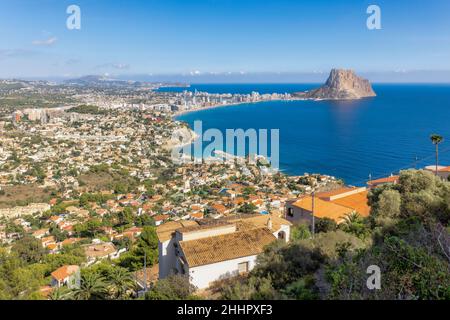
[209,203,231,216]
[48,215,64,224]
[41,235,56,248]
[83,242,121,265]
[156,214,291,289]
[285,187,370,224]
[60,237,83,247]
[424,165,450,180]
[50,265,80,289]
[367,175,399,189]
[32,228,49,239]
[154,214,170,226]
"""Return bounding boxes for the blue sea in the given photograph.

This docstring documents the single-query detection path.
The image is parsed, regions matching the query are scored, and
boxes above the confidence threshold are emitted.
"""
[170,84,450,186]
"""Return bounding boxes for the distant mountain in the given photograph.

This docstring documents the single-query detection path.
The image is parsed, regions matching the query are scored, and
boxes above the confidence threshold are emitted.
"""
[64,75,141,87]
[62,75,189,89]
[294,69,376,100]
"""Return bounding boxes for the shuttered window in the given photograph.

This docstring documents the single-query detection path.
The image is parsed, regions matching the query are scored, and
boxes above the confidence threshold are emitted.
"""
[238,262,249,274]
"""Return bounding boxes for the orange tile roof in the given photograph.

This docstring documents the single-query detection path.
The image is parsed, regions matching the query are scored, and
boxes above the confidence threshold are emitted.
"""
[331,191,371,217]
[47,243,58,250]
[232,197,245,205]
[142,203,154,211]
[190,212,204,219]
[211,203,227,213]
[61,238,82,246]
[61,225,73,231]
[156,220,199,242]
[154,214,170,222]
[367,175,399,185]
[41,236,56,243]
[179,228,276,267]
[252,199,264,206]
[124,226,143,234]
[51,265,79,281]
[292,196,353,223]
[32,228,49,237]
[316,187,360,200]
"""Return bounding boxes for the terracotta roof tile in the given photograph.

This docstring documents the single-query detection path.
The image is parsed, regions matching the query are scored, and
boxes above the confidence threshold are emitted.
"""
[292,196,353,223]
[367,175,399,185]
[179,227,276,267]
[331,191,371,217]
[156,220,199,242]
[51,265,79,281]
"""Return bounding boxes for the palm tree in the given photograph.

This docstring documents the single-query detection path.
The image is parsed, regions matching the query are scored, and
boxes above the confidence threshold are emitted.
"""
[430,134,444,175]
[340,211,368,238]
[341,211,361,226]
[48,287,73,300]
[72,273,107,300]
[108,268,136,299]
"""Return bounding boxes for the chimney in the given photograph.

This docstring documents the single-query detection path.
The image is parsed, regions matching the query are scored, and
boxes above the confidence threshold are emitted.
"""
[267,217,273,231]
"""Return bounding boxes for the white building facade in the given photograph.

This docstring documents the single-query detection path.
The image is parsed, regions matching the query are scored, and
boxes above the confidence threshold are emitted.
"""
[156,215,291,289]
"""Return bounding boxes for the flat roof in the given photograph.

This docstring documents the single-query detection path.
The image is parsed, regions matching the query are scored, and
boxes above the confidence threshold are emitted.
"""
[156,220,199,242]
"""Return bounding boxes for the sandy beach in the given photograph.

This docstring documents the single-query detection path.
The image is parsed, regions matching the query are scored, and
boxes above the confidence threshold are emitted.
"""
[172,98,303,118]
[172,101,250,118]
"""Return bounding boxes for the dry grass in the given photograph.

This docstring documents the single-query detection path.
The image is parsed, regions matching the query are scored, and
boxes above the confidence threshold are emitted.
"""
[0,184,53,208]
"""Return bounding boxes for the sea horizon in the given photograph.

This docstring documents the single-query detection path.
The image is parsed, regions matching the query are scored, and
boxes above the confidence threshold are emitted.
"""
[175,83,450,186]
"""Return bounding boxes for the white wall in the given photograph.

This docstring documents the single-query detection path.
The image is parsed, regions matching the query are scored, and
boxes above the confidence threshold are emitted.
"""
[158,238,177,279]
[285,202,312,225]
[188,255,258,289]
[273,224,291,243]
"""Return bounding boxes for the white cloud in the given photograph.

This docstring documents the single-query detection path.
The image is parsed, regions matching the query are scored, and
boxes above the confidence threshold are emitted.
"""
[96,63,130,70]
[32,37,58,46]
[112,63,130,70]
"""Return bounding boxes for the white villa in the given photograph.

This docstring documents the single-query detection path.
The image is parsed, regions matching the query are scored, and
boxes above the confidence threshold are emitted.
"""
[156,214,291,289]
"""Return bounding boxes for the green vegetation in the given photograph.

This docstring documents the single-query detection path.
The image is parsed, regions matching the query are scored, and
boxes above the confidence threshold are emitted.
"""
[117,226,159,271]
[145,275,199,300]
[291,224,311,241]
[238,202,257,214]
[218,170,450,300]
[0,244,86,300]
[67,105,107,115]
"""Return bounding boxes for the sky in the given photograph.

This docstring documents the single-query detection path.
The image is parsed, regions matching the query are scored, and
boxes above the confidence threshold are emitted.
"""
[0,0,449,82]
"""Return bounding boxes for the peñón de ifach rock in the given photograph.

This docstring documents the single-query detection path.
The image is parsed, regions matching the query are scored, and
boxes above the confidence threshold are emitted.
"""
[294,69,376,100]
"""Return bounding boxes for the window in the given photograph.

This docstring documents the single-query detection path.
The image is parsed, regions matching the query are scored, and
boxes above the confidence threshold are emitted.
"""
[287,207,294,217]
[238,262,249,274]
[278,231,286,240]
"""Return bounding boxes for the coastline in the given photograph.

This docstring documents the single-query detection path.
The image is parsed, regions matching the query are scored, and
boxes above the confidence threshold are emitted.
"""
[172,98,303,119]
[172,101,254,119]
[163,127,200,150]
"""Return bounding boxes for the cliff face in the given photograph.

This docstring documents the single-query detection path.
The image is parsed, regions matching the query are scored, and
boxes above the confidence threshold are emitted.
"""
[296,69,376,100]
